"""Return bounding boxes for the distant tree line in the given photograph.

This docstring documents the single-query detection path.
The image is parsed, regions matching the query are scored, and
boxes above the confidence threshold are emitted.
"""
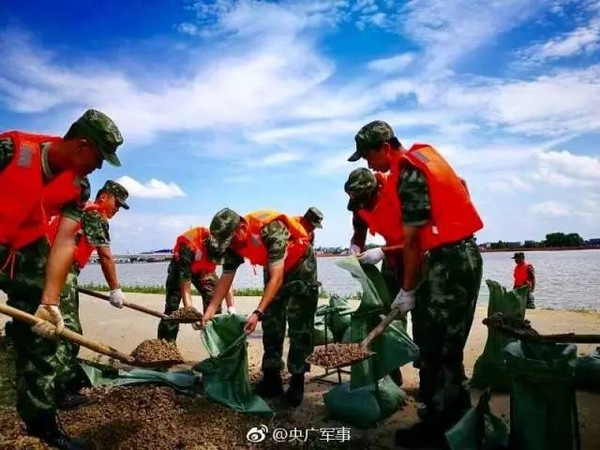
[486,232,586,249]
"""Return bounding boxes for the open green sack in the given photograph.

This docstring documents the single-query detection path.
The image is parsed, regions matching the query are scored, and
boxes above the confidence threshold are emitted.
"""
[574,347,600,391]
[194,314,273,415]
[504,341,580,450]
[445,389,509,450]
[471,280,528,391]
[314,305,335,346]
[323,375,404,428]
[335,257,418,389]
[327,294,352,341]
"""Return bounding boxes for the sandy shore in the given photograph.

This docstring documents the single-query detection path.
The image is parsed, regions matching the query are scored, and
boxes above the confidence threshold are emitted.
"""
[1,292,599,449]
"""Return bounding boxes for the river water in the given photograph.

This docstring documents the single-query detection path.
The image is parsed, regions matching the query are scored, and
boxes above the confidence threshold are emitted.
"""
[78,250,600,311]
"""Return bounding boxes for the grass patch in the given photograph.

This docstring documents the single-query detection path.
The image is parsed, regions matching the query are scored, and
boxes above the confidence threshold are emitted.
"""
[80,282,332,298]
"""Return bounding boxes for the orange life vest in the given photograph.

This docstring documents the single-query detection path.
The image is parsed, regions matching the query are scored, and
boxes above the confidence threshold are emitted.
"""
[43,170,83,218]
[237,210,310,272]
[0,131,73,250]
[513,263,533,288]
[357,151,404,246]
[400,144,483,250]
[173,227,216,274]
[47,203,106,269]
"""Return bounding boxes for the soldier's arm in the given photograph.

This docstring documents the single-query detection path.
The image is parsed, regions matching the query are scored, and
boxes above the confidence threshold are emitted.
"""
[41,178,91,304]
[351,211,368,250]
[255,221,289,313]
[178,245,194,309]
[81,209,119,290]
[41,217,79,305]
[398,166,431,292]
[203,249,242,317]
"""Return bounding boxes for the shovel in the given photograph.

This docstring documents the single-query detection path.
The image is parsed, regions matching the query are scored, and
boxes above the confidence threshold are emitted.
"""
[308,306,403,370]
[78,287,200,323]
[0,303,182,369]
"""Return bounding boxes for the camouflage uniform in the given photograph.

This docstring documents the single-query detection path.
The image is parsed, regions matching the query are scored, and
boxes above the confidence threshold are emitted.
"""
[216,216,319,375]
[157,243,219,342]
[0,139,91,421]
[0,110,121,431]
[399,165,483,427]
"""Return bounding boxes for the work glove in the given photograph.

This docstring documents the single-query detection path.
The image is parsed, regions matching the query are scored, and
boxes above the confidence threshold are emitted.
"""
[391,289,416,315]
[191,322,202,331]
[358,247,385,265]
[227,306,237,315]
[32,304,64,338]
[349,244,361,256]
[109,288,125,309]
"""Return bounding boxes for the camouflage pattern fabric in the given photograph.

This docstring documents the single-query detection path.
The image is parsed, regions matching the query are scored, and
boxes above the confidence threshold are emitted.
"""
[261,246,319,375]
[80,208,110,247]
[348,120,396,162]
[412,238,483,426]
[97,179,129,209]
[54,268,82,388]
[0,238,58,422]
[157,257,219,342]
[0,137,14,171]
[398,164,431,226]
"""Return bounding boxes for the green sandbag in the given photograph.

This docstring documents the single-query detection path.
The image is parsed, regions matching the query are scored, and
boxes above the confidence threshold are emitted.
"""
[80,361,197,393]
[574,347,600,391]
[327,294,352,341]
[504,341,580,450]
[323,375,404,428]
[314,306,335,346]
[445,389,509,450]
[335,257,418,389]
[194,314,273,415]
[471,280,528,391]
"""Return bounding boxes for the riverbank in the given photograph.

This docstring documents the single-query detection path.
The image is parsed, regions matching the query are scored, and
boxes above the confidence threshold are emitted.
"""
[1,293,599,449]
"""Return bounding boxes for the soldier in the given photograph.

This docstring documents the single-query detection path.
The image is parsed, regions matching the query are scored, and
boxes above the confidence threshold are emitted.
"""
[344,168,405,386]
[348,120,483,447]
[157,226,234,342]
[0,109,123,450]
[202,208,319,407]
[295,207,323,244]
[512,252,536,309]
[47,180,130,410]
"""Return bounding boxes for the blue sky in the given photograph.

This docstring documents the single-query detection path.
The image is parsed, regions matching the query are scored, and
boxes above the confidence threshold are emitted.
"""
[1,0,599,253]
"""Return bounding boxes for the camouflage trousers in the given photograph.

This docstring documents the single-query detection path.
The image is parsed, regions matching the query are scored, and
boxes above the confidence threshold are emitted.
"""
[412,238,482,427]
[54,268,84,390]
[262,247,319,375]
[0,239,58,422]
[157,259,218,342]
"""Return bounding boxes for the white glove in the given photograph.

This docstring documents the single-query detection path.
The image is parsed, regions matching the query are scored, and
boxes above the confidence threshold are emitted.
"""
[32,305,64,338]
[227,306,236,315]
[109,288,125,309]
[349,244,361,256]
[358,247,385,265]
[391,289,416,315]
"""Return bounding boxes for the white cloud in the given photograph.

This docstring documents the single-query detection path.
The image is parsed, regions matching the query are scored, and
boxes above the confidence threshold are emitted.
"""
[243,151,303,167]
[529,200,571,216]
[367,53,415,73]
[534,149,600,186]
[116,176,185,199]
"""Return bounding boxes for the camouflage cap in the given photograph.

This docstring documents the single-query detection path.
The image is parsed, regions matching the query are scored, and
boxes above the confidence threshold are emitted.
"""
[512,252,525,260]
[65,109,123,167]
[207,208,242,257]
[303,207,323,229]
[100,180,129,209]
[348,120,395,162]
[344,168,378,210]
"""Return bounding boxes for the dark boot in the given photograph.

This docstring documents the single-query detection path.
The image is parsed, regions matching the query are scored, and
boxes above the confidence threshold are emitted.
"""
[395,421,448,449]
[255,369,284,398]
[284,374,305,407]
[26,412,87,450]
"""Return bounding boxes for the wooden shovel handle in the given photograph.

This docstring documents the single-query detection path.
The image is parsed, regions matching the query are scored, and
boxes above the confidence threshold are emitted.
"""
[77,287,169,319]
[382,244,404,253]
[360,307,403,349]
[0,303,134,364]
